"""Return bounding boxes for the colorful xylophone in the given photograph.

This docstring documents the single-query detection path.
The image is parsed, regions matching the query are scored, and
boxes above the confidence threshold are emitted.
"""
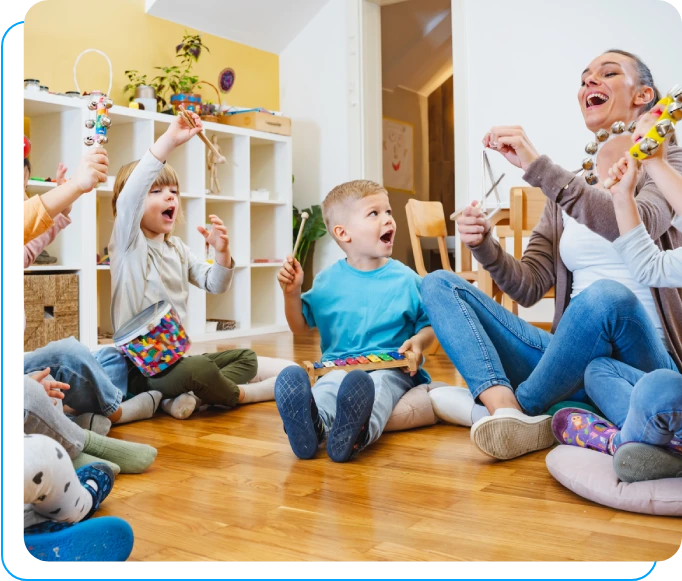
[302,350,418,385]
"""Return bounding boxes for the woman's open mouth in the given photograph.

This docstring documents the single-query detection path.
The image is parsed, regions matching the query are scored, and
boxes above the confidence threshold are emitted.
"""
[586,92,609,109]
[380,230,394,245]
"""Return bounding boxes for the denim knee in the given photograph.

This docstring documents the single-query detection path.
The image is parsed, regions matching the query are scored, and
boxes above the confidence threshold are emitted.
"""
[573,280,640,320]
[630,369,682,412]
[422,271,470,306]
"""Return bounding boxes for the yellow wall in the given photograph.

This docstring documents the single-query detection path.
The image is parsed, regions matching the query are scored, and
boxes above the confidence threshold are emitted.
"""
[24,0,279,111]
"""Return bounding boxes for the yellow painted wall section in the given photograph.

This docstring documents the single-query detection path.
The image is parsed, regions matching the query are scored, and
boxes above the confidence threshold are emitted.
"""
[24,0,279,111]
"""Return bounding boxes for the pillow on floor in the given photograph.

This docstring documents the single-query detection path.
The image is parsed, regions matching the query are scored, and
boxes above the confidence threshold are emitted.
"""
[384,382,447,432]
[546,445,682,516]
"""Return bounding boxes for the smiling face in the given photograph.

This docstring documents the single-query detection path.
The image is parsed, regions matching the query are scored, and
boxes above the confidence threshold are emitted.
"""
[578,52,654,133]
[140,183,180,239]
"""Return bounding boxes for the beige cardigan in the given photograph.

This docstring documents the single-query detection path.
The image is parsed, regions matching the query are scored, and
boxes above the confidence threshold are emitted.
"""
[469,146,682,369]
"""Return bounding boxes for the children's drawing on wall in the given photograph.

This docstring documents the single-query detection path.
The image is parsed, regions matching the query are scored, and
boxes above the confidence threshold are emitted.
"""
[383,117,414,194]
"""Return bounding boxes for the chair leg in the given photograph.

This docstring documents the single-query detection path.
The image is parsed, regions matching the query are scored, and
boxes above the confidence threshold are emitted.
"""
[425,338,440,356]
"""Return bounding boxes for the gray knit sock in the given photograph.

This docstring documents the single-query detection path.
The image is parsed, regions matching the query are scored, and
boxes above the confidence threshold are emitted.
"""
[72,413,112,436]
[72,452,120,475]
[82,430,157,474]
[115,390,162,424]
[161,392,201,420]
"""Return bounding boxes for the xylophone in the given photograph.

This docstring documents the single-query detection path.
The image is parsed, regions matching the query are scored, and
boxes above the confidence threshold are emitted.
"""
[303,350,418,386]
[604,85,682,189]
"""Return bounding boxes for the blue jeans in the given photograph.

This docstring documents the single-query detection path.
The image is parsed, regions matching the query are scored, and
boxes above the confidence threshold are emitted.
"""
[313,369,419,448]
[585,359,682,448]
[421,273,676,415]
[24,338,127,416]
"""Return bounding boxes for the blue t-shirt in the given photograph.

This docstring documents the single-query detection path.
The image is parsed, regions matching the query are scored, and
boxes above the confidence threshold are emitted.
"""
[301,259,431,382]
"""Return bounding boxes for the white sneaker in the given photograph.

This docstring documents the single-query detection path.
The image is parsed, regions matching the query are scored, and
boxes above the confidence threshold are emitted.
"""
[429,387,480,427]
[470,408,554,460]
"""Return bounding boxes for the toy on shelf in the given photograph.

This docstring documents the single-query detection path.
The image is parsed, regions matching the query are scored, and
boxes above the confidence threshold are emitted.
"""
[303,350,418,386]
[604,85,682,189]
[207,134,226,193]
[97,247,110,266]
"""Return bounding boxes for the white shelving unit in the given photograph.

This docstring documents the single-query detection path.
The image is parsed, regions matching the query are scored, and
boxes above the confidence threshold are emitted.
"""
[24,91,292,350]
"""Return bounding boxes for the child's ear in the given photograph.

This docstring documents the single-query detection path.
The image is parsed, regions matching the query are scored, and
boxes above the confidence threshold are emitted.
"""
[333,224,351,243]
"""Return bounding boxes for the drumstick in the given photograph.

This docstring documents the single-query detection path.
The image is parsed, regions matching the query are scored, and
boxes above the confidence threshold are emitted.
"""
[280,212,309,291]
[177,104,227,163]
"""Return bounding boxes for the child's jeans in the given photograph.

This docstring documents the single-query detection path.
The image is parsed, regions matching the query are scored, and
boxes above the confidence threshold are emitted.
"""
[127,349,258,408]
[585,358,682,449]
[24,338,125,417]
[313,369,421,448]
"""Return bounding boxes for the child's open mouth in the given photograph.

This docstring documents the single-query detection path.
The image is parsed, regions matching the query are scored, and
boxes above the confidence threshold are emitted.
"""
[380,230,394,245]
[586,92,609,109]
[162,207,176,222]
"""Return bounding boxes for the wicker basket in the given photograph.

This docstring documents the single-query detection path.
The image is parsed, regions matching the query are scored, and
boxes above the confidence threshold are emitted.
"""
[24,273,79,351]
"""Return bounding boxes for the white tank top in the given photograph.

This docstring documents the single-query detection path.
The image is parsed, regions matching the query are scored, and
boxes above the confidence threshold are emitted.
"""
[559,211,669,348]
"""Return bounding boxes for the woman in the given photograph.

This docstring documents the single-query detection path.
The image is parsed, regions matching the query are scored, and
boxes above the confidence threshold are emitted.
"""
[421,49,682,461]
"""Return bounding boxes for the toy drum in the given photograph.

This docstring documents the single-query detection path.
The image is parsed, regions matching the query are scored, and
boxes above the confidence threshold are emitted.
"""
[113,301,190,377]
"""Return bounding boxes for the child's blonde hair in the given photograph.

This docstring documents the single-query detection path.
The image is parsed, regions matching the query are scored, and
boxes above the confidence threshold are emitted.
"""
[112,160,182,241]
[321,180,388,232]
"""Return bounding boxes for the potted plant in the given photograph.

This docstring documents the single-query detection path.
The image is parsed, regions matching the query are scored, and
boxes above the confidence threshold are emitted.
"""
[293,205,327,291]
[123,70,162,111]
[153,32,210,114]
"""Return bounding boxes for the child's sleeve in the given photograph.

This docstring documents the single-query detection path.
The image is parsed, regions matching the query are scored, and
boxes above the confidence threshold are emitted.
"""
[186,244,234,294]
[301,289,317,329]
[613,223,682,288]
[112,150,165,253]
[24,196,53,244]
[24,214,71,268]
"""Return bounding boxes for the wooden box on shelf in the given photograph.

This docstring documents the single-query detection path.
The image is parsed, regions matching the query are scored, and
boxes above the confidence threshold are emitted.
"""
[24,273,79,351]
[223,112,291,136]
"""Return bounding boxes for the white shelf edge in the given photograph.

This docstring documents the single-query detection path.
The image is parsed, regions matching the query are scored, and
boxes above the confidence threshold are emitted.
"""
[96,265,110,270]
[205,195,246,202]
[250,199,287,206]
[27,180,57,190]
[250,262,283,268]
[190,324,289,343]
[25,265,81,272]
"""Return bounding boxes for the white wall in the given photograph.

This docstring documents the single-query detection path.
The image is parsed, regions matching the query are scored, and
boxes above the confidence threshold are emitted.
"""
[453,0,681,210]
[452,0,681,322]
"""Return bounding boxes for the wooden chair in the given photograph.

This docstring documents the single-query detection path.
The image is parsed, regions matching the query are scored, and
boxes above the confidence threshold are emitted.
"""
[405,199,508,354]
[495,187,555,326]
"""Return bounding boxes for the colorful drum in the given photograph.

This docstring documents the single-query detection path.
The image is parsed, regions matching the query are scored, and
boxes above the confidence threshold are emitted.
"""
[113,301,190,377]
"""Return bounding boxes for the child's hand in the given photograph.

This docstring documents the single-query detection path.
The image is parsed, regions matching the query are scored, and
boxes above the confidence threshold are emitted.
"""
[608,156,639,199]
[198,215,230,254]
[165,111,203,148]
[398,338,421,377]
[633,106,671,162]
[29,368,70,405]
[457,201,490,247]
[278,256,304,294]
[72,148,108,193]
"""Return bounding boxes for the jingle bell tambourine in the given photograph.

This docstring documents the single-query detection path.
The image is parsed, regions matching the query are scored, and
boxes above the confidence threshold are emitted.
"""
[113,301,190,377]
[604,85,681,189]
[84,92,113,146]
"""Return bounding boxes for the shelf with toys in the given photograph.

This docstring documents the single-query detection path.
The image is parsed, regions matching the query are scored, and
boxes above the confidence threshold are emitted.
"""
[24,90,293,350]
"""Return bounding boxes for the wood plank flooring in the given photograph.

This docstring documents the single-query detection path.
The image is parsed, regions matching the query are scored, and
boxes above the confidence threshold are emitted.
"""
[98,331,682,561]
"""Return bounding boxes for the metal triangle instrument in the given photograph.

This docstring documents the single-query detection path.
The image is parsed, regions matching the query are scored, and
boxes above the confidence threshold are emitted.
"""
[451,150,505,220]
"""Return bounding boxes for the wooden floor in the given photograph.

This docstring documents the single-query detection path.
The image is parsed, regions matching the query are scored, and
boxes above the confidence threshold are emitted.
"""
[99,331,682,561]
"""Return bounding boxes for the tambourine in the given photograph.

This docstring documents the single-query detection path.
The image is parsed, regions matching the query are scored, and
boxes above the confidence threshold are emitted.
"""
[604,86,682,189]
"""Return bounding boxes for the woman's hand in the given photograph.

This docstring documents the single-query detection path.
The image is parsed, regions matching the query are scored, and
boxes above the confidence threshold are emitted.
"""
[608,156,639,199]
[483,126,540,171]
[457,201,490,247]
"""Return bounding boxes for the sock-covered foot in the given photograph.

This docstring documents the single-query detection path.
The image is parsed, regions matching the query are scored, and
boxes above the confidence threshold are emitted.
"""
[275,366,326,459]
[471,408,554,460]
[72,413,112,436]
[161,393,201,420]
[239,377,276,404]
[82,430,157,474]
[429,386,489,427]
[76,462,115,520]
[327,370,375,463]
[114,391,162,424]
[551,408,618,455]
[613,441,682,482]
[72,452,120,476]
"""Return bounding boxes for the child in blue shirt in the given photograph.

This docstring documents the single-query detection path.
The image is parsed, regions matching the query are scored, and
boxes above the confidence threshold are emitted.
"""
[276,180,435,462]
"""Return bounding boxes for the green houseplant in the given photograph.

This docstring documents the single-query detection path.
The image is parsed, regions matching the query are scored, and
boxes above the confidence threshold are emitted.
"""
[293,205,327,290]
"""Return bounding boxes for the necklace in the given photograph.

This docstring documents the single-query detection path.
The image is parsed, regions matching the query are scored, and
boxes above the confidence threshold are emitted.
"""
[581,120,637,185]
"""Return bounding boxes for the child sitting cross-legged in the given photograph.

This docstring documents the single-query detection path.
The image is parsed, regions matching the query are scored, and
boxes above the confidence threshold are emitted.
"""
[275,180,435,462]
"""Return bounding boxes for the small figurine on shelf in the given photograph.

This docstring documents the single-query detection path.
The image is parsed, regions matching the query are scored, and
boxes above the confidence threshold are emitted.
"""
[207,134,226,194]
[97,246,110,266]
